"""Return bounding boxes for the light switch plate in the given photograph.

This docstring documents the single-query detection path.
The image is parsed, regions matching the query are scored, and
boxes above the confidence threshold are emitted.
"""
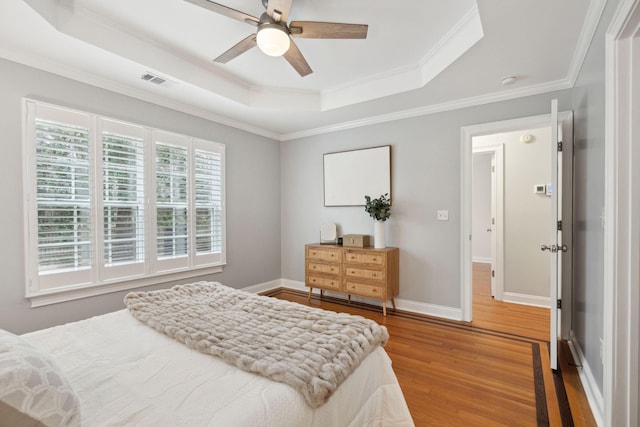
[437,210,449,221]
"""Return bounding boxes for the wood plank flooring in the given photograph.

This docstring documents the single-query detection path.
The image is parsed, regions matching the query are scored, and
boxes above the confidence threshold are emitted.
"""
[265,263,596,426]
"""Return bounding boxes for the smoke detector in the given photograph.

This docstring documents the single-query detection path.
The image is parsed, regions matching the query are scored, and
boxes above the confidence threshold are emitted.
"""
[501,76,518,85]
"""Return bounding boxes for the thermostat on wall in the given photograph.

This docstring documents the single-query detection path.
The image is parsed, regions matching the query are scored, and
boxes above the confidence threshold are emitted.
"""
[534,185,546,194]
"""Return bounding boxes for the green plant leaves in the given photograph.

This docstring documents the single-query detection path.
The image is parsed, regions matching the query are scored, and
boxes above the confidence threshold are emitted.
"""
[364,193,391,221]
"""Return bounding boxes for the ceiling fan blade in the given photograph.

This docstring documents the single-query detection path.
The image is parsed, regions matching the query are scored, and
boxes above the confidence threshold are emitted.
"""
[289,22,368,39]
[184,0,260,26]
[213,34,257,63]
[266,0,293,23]
[283,39,312,77]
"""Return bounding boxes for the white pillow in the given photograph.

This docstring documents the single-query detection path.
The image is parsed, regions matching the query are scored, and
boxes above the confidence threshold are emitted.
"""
[0,329,80,427]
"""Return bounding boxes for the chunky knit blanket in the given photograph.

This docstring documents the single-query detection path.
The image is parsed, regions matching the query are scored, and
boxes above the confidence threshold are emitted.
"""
[124,282,389,408]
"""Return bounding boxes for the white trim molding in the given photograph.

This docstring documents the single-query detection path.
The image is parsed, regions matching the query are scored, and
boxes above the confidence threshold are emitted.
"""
[240,279,283,294]
[502,292,550,309]
[255,279,463,321]
[568,331,605,426]
[603,1,640,425]
[460,112,573,323]
[29,265,224,307]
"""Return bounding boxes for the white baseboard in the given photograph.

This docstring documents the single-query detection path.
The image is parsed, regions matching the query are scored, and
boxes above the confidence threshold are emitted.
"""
[250,279,463,321]
[394,297,463,320]
[502,292,550,308]
[240,279,283,294]
[567,331,604,426]
[472,256,492,264]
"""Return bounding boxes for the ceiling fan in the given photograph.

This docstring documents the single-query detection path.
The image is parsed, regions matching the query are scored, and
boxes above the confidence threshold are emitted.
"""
[184,0,368,77]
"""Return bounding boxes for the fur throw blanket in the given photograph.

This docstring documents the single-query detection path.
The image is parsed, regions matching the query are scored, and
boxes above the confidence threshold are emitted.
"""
[124,282,389,408]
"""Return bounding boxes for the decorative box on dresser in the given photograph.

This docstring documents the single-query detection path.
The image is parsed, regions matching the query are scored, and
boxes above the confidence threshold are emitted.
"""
[305,244,399,315]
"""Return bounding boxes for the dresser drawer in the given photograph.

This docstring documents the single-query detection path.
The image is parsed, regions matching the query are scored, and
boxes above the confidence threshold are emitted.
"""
[307,261,340,276]
[307,275,341,291]
[344,266,385,281]
[345,281,384,298]
[305,244,398,316]
[344,251,384,265]
[307,247,340,262]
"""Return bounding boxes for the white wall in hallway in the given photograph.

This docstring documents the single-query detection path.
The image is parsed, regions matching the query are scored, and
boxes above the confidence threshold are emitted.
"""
[473,127,551,298]
[472,153,492,263]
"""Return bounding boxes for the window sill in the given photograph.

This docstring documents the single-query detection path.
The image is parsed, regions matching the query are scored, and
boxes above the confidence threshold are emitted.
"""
[26,264,225,308]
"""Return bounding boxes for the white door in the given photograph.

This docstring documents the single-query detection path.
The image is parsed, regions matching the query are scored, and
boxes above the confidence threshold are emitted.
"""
[542,99,563,371]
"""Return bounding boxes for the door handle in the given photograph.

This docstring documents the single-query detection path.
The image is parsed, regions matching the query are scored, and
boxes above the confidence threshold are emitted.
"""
[486,227,492,232]
[541,244,568,253]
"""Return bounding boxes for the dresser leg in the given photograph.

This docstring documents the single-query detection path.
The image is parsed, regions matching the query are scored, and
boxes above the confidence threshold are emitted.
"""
[308,287,313,302]
[348,295,351,304]
[382,302,387,316]
[391,298,396,310]
[320,289,324,299]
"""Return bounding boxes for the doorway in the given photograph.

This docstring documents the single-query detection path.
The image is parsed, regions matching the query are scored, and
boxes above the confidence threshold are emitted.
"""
[472,127,551,307]
[461,112,574,341]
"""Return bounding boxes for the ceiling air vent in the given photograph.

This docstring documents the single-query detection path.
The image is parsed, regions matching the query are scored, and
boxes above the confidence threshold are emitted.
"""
[140,72,176,88]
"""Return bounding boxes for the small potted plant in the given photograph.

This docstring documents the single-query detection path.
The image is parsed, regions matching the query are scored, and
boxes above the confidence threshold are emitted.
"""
[364,193,391,248]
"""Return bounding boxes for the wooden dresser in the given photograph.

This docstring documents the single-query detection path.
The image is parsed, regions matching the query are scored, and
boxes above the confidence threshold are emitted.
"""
[305,244,399,315]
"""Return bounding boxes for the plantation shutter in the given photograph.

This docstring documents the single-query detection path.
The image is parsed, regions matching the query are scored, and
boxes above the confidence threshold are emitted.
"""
[26,102,94,290]
[24,100,227,301]
[194,139,225,265]
[154,132,189,270]
[100,119,146,278]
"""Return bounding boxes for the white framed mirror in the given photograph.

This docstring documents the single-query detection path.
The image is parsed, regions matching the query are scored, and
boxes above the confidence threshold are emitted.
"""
[323,145,391,206]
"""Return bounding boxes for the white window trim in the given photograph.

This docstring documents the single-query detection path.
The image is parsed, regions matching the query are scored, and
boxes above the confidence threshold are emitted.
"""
[22,99,226,307]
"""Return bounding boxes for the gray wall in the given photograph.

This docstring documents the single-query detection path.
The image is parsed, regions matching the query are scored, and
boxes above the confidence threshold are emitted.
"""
[281,91,572,309]
[0,58,281,334]
[571,0,621,393]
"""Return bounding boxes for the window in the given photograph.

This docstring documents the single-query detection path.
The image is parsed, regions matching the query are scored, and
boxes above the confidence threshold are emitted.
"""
[23,100,226,305]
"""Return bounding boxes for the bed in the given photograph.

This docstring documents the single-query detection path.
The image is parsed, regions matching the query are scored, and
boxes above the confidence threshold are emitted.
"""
[1,282,413,426]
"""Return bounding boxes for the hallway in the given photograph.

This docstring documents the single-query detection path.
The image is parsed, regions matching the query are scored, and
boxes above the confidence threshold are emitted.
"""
[471,262,549,341]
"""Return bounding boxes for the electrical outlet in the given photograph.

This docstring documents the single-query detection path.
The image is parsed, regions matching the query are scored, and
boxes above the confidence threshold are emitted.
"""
[437,210,449,221]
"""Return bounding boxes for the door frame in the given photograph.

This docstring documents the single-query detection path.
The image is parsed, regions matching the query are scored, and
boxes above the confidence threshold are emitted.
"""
[603,0,640,424]
[471,144,504,300]
[460,111,573,327]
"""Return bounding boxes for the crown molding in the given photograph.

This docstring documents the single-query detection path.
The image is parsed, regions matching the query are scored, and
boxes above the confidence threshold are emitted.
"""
[320,4,483,110]
[280,78,573,141]
[565,0,608,85]
[0,49,280,140]
[24,0,486,113]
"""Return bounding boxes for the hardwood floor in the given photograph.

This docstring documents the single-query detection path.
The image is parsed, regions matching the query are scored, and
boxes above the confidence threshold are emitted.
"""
[266,263,596,426]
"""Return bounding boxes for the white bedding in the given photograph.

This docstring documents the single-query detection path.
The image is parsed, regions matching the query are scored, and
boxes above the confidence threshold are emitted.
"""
[21,309,414,427]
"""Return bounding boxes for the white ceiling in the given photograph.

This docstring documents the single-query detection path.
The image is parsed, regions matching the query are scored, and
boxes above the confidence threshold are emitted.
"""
[0,0,600,140]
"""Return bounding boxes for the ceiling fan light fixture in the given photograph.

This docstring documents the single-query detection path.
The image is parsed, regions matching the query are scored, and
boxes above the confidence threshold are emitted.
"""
[257,24,290,56]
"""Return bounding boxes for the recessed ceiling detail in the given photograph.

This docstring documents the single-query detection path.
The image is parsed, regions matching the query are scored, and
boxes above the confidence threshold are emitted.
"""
[4,0,597,137]
[22,0,482,111]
